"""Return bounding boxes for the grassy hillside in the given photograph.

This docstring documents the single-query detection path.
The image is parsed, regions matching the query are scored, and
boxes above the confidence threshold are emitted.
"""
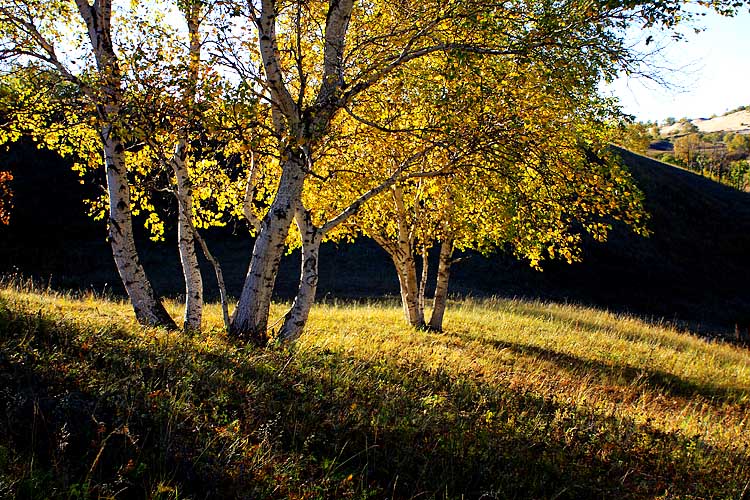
[536,148,750,332]
[1,282,749,499]
[659,109,750,135]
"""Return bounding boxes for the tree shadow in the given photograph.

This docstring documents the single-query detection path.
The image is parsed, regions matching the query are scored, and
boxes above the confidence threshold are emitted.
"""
[457,328,748,401]
[1,297,749,499]
[247,341,750,499]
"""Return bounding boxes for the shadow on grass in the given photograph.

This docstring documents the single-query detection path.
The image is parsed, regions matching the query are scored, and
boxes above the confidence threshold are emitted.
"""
[470,297,733,348]
[450,329,749,404]
[1,296,749,499]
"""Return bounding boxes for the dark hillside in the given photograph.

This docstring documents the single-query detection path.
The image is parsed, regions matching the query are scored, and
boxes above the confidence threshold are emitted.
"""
[509,148,750,332]
[2,143,750,335]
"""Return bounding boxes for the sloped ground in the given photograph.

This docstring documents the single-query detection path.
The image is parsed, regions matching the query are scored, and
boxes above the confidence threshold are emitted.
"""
[547,149,750,332]
[1,285,749,499]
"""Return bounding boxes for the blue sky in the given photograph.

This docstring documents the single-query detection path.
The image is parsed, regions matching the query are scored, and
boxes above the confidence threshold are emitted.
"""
[603,9,750,123]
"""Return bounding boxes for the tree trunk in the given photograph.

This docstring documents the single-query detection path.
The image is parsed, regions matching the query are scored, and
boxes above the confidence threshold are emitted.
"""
[392,186,424,327]
[195,230,230,332]
[104,133,175,329]
[278,207,322,342]
[418,246,428,317]
[231,152,306,342]
[73,0,175,329]
[392,253,425,327]
[172,141,203,332]
[428,238,454,332]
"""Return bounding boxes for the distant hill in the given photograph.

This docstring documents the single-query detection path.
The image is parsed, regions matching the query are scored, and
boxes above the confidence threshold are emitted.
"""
[660,108,750,136]
[2,143,750,336]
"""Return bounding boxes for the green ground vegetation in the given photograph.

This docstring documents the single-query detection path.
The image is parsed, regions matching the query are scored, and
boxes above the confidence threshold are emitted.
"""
[1,280,749,499]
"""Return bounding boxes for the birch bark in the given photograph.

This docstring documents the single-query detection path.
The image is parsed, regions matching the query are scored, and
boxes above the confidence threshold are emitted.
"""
[418,246,429,318]
[278,205,322,341]
[229,0,366,341]
[169,6,203,332]
[274,164,438,342]
[231,151,306,342]
[428,238,453,331]
[394,254,425,327]
[103,131,175,327]
[171,141,203,331]
[393,186,425,327]
[76,0,175,328]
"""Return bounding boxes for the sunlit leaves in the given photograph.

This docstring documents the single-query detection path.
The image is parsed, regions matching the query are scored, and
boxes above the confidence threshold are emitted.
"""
[321,45,650,272]
[0,0,741,279]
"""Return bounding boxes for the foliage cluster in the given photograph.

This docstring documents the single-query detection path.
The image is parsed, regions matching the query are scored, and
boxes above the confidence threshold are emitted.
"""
[1,283,749,499]
[0,170,10,224]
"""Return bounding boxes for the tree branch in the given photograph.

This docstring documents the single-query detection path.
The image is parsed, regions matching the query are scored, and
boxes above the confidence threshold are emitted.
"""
[256,0,298,130]
[321,151,451,233]
[314,0,354,112]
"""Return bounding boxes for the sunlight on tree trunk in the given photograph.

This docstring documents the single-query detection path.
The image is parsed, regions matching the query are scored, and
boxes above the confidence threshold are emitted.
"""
[428,238,454,331]
[418,246,429,319]
[278,205,322,342]
[104,134,174,328]
[172,141,203,332]
[232,152,306,342]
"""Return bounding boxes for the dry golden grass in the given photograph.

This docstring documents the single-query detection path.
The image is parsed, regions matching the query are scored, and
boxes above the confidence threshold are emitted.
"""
[306,298,750,444]
[1,282,749,499]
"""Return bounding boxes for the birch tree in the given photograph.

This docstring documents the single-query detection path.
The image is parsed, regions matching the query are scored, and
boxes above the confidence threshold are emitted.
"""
[1,0,745,338]
[216,0,730,342]
[121,0,222,332]
[282,43,647,332]
[269,49,635,338]
[0,0,177,327]
[274,121,451,341]
[164,0,207,332]
[0,0,241,331]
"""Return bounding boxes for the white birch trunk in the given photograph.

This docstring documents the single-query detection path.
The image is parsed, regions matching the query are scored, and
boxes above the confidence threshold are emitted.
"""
[393,186,424,327]
[171,141,203,332]
[393,253,425,327]
[428,238,454,332]
[278,206,322,342]
[229,0,355,343]
[418,246,429,317]
[231,152,306,342]
[104,132,175,328]
[74,0,175,328]
[169,5,204,332]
